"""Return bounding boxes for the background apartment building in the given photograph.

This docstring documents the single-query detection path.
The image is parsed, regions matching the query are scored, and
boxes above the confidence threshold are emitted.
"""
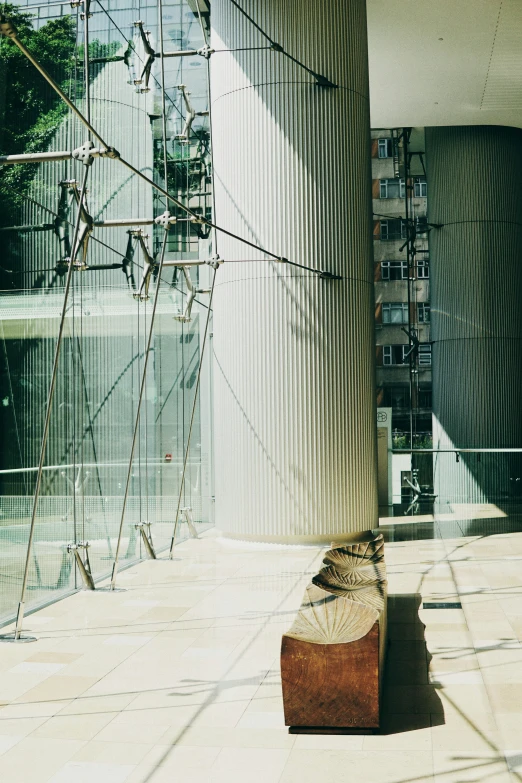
[372,128,432,450]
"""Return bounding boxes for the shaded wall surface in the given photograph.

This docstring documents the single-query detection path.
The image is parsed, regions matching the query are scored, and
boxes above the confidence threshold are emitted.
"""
[426,125,522,505]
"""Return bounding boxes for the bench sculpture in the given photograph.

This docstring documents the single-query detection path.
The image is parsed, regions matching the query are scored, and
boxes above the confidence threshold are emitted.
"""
[281,534,387,730]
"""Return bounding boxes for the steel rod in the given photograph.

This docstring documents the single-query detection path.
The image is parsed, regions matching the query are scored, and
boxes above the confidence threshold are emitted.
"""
[162,259,207,267]
[94,218,154,227]
[169,270,216,557]
[110,231,169,590]
[83,0,91,128]
[11,166,91,641]
[0,459,201,475]
[0,151,73,165]
[160,49,198,57]
[0,224,54,232]
[393,449,522,454]
[158,0,169,187]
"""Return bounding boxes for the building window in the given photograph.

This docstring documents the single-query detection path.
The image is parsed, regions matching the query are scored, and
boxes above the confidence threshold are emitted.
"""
[418,344,432,367]
[381,260,408,280]
[380,178,405,199]
[380,219,407,241]
[414,177,427,197]
[385,386,409,409]
[383,345,408,365]
[416,216,429,234]
[417,258,430,278]
[383,303,409,324]
[378,138,393,158]
[418,389,432,408]
[418,303,430,323]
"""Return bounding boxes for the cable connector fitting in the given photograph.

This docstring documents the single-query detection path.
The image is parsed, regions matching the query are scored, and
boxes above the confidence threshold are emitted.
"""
[270,42,284,53]
[101,146,120,159]
[197,44,214,59]
[276,257,288,263]
[0,17,18,38]
[206,255,222,270]
[72,141,96,166]
[154,211,177,229]
[313,73,338,89]
[318,270,342,280]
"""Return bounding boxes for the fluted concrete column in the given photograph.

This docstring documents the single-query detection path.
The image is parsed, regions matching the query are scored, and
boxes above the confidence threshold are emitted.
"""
[426,126,522,506]
[210,0,377,541]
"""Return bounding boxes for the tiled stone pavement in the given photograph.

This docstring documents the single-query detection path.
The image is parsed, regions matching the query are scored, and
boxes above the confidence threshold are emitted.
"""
[0,516,521,783]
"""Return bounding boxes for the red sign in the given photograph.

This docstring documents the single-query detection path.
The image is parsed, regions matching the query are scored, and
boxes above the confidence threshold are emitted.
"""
[165,453,172,462]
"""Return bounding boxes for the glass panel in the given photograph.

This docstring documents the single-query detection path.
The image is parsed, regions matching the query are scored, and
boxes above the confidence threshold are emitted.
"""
[0,0,213,625]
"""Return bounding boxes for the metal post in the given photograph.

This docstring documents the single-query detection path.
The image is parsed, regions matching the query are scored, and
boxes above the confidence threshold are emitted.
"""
[82,0,91,127]
[158,0,169,187]
[110,230,169,590]
[0,166,91,643]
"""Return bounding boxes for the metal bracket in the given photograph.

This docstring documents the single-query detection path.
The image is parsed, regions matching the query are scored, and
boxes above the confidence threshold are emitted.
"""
[72,140,96,166]
[206,254,222,270]
[133,213,175,300]
[67,542,95,590]
[54,182,74,271]
[154,210,178,230]
[401,326,420,361]
[174,266,210,323]
[197,44,214,59]
[133,230,155,301]
[135,522,157,559]
[122,232,137,292]
[55,180,93,271]
[128,20,155,93]
[176,85,208,143]
[79,0,93,20]
[180,507,199,538]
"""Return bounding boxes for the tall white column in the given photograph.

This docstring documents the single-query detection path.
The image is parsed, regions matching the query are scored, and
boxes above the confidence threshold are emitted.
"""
[210,0,377,542]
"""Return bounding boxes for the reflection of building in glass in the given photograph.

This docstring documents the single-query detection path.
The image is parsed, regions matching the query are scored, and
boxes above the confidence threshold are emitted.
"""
[372,129,431,449]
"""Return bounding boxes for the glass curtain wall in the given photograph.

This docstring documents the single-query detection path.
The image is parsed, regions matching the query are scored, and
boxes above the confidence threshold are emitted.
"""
[0,0,213,623]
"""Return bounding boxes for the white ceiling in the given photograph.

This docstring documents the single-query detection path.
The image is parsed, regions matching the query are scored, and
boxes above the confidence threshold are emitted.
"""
[367,0,522,129]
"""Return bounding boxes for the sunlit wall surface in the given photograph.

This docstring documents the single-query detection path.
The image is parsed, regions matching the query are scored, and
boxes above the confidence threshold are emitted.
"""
[0,0,213,623]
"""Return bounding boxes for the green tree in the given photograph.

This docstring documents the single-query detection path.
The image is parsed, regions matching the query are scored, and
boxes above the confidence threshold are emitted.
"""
[0,4,119,223]
[0,4,76,226]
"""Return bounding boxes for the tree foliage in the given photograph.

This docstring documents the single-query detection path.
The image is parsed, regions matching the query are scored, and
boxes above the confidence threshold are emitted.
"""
[0,4,76,155]
[0,4,119,226]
